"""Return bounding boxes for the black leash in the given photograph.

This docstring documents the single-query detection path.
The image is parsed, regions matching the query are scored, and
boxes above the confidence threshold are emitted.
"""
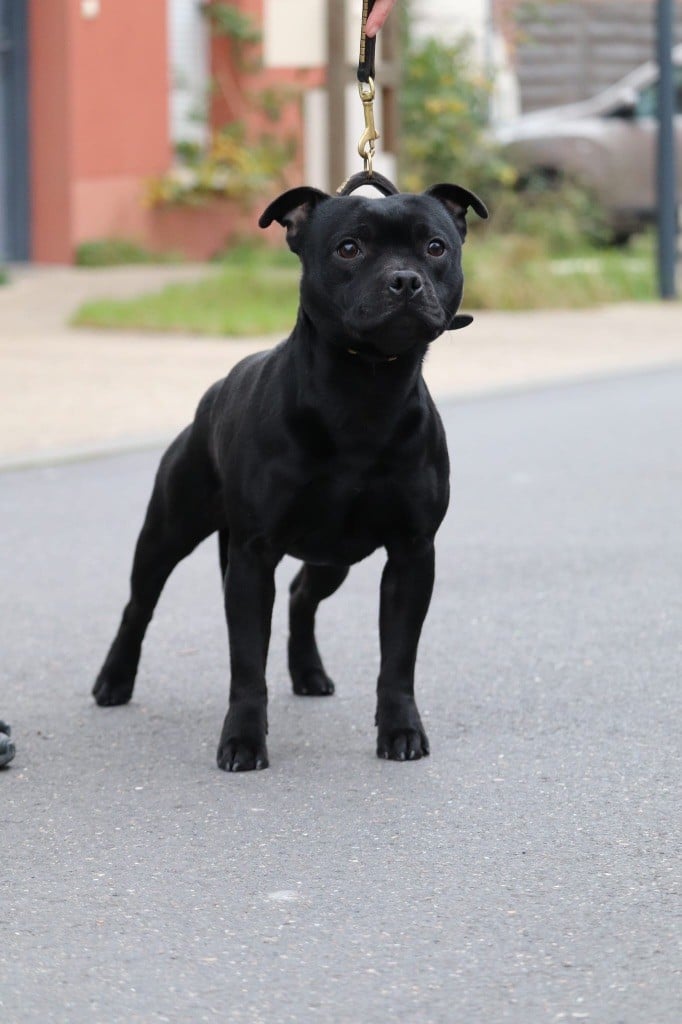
[356,1,379,173]
[358,0,377,84]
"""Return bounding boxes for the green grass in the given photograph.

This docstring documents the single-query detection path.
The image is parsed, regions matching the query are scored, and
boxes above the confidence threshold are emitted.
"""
[71,235,659,338]
[463,232,657,310]
[72,247,301,336]
[0,267,8,286]
[75,238,183,267]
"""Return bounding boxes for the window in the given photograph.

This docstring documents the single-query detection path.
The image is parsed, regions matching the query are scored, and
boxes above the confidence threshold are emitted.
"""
[635,68,682,118]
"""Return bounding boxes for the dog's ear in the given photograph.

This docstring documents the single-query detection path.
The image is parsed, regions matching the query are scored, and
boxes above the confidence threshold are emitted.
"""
[449,314,474,331]
[424,184,489,242]
[259,187,330,253]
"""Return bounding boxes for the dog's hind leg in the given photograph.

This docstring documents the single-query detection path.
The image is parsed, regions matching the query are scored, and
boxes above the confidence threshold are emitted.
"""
[93,429,219,707]
[288,564,349,696]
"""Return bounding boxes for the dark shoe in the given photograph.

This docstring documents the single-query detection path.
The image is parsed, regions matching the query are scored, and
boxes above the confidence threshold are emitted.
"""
[0,722,15,768]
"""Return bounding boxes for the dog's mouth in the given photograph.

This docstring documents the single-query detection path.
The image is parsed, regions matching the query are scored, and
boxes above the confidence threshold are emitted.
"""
[344,302,449,355]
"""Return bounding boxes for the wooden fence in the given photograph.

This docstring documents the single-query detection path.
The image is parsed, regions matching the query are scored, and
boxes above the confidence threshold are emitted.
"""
[514,0,682,111]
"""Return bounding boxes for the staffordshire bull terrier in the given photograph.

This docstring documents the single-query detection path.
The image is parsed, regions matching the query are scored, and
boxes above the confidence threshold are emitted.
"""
[93,181,488,770]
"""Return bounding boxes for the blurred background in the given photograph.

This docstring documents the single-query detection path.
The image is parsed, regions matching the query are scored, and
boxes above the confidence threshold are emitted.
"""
[0,1,679,304]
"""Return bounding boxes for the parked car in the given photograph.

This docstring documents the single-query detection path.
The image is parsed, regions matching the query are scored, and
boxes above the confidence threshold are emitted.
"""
[496,45,682,241]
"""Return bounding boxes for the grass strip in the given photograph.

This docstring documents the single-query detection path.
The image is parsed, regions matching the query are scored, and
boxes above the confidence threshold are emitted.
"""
[71,236,658,338]
[72,264,301,337]
[463,234,656,311]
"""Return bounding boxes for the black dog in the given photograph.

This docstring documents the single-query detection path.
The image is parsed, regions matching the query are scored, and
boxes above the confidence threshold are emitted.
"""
[93,182,488,770]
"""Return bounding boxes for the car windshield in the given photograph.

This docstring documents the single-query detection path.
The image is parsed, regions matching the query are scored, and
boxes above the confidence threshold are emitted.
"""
[636,67,682,116]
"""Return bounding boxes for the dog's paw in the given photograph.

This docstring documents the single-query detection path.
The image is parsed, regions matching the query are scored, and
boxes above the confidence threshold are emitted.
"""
[377,728,430,762]
[92,668,135,707]
[375,696,429,761]
[291,668,335,697]
[217,736,269,772]
[217,703,269,772]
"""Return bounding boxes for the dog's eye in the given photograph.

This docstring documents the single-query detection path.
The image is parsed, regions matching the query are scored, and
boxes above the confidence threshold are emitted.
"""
[337,239,360,259]
[427,239,446,257]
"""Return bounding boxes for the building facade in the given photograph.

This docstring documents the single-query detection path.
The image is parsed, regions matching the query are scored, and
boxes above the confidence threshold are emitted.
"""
[1,0,321,263]
[1,0,170,263]
[2,0,676,263]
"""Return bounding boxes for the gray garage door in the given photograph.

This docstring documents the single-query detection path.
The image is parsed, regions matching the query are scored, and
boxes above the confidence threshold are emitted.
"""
[0,0,29,261]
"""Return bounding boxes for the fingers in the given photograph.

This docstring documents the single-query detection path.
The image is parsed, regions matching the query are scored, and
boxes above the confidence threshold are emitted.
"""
[365,0,397,38]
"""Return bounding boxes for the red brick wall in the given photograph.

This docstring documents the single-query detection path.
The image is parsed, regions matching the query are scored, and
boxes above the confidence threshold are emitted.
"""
[71,0,169,178]
[28,0,73,262]
[29,0,170,262]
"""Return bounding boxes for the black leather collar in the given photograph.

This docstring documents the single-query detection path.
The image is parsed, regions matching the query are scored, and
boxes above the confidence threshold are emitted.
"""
[344,314,473,366]
[345,346,399,364]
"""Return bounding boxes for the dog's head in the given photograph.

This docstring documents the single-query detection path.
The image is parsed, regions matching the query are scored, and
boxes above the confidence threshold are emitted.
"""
[259,185,488,358]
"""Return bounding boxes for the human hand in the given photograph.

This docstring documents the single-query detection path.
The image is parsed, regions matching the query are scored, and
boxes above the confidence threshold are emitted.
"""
[365,0,397,38]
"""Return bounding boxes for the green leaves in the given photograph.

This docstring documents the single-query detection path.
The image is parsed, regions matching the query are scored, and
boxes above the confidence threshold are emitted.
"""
[201,2,262,44]
[400,36,512,197]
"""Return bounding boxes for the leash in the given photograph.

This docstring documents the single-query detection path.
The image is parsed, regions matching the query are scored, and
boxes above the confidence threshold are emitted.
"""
[357,1,380,175]
[334,4,393,198]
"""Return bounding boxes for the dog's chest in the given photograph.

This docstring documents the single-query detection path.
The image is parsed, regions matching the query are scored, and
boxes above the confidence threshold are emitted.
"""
[268,450,440,565]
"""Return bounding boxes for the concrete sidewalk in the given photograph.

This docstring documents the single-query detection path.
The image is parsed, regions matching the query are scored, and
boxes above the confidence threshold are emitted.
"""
[2,263,681,466]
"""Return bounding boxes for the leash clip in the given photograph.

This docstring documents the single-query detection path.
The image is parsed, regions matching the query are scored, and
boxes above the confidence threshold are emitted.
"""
[357,78,379,175]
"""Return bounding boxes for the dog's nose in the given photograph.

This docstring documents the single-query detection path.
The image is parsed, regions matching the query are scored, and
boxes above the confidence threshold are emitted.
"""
[389,270,423,297]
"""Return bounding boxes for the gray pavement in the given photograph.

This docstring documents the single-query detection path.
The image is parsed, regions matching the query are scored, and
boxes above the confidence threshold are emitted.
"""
[2,368,680,1022]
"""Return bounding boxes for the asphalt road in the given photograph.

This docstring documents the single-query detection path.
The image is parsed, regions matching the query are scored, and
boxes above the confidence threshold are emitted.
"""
[1,369,680,1023]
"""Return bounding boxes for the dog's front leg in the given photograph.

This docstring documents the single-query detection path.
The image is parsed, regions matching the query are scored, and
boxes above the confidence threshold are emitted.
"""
[375,539,434,761]
[217,541,279,772]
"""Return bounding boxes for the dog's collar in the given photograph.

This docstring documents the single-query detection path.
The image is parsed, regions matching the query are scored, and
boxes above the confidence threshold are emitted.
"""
[343,315,472,367]
[346,348,399,364]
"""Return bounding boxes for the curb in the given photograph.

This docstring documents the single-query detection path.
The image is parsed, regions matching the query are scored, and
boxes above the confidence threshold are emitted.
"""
[0,433,173,474]
[2,361,681,474]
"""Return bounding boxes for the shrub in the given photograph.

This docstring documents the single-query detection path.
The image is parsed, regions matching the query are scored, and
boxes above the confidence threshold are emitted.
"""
[399,31,610,253]
[148,3,297,209]
[400,35,516,200]
[146,124,295,208]
[488,175,612,253]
